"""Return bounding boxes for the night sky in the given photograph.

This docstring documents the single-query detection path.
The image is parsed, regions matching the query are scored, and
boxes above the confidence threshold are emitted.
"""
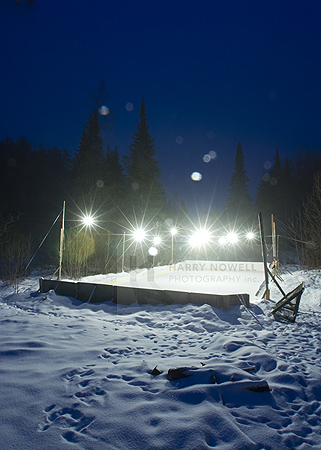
[1,0,321,210]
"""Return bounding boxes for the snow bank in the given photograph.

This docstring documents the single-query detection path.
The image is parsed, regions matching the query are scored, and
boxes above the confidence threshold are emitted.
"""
[0,266,321,449]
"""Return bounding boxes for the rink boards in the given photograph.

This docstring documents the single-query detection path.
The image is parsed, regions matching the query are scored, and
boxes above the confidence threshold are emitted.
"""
[39,277,250,310]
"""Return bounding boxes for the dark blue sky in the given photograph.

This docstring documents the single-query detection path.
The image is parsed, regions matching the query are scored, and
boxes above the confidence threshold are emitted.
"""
[1,0,321,210]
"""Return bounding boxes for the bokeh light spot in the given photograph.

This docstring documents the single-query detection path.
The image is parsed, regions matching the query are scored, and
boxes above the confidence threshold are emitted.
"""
[99,105,109,115]
[191,172,202,181]
[203,154,211,163]
[96,180,104,188]
[209,150,217,159]
[176,136,184,144]
[264,161,272,170]
[126,102,134,111]
[148,247,158,256]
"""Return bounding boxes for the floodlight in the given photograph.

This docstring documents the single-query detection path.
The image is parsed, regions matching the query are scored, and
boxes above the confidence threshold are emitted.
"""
[82,215,95,227]
[153,236,162,246]
[227,232,238,244]
[189,228,210,247]
[133,228,146,242]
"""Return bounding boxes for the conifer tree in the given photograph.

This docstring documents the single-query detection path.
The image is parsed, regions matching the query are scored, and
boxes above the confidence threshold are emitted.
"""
[105,144,124,190]
[123,99,165,222]
[225,143,253,224]
[103,143,126,222]
[255,149,294,226]
[256,149,280,218]
[73,108,104,207]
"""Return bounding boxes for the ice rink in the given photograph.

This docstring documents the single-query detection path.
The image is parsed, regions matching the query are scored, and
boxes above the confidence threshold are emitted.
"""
[84,260,265,300]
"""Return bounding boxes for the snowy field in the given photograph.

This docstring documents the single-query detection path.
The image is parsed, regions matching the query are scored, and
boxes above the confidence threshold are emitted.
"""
[1,264,321,449]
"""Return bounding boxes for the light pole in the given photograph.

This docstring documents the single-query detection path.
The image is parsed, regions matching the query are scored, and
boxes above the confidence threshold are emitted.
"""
[121,231,126,272]
[148,246,158,268]
[150,236,162,267]
[58,201,65,281]
[170,228,177,264]
[131,227,146,269]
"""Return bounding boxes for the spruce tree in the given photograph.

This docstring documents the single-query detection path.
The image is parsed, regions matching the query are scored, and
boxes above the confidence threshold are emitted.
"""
[255,149,295,226]
[225,143,253,224]
[270,149,290,223]
[123,99,165,222]
[103,143,126,223]
[73,108,104,207]
[256,149,279,218]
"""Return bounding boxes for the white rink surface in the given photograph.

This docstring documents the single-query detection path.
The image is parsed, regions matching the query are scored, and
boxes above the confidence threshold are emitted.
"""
[83,261,265,299]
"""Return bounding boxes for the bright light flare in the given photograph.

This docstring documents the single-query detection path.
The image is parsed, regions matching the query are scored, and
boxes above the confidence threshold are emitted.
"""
[218,236,227,245]
[153,236,162,246]
[82,215,95,227]
[170,227,178,236]
[133,228,146,242]
[189,228,211,247]
[246,232,256,240]
[227,232,238,244]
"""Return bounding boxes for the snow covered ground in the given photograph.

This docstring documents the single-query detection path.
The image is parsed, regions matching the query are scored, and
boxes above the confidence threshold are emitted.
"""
[1,264,321,449]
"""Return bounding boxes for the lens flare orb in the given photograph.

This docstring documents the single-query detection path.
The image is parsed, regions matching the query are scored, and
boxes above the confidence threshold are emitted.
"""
[148,247,158,256]
[99,105,109,115]
[191,172,202,181]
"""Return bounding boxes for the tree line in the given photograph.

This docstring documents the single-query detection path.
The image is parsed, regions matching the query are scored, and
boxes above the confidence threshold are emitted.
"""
[224,142,321,267]
[1,98,321,280]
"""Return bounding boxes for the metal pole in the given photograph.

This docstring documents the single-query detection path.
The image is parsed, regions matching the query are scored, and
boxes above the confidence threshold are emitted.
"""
[258,211,270,300]
[121,231,125,272]
[58,201,65,281]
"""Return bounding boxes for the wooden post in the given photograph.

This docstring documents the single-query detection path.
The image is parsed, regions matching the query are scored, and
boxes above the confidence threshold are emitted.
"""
[272,215,276,262]
[58,201,65,281]
[258,212,270,300]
